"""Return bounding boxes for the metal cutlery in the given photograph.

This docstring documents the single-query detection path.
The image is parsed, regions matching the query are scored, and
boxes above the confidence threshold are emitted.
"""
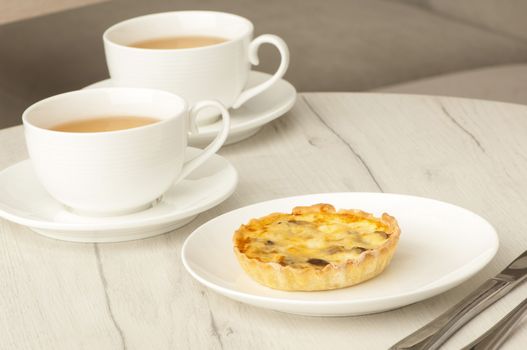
[390,250,527,350]
[462,297,527,350]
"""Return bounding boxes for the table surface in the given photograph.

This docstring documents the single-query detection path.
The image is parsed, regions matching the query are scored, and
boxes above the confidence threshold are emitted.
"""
[1,93,527,350]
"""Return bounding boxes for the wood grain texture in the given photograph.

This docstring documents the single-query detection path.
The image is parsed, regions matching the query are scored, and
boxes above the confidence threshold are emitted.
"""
[1,93,527,349]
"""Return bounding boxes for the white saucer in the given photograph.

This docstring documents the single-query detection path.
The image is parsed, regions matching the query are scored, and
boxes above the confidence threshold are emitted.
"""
[84,71,297,147]
[182,192,498,316]
[0,148,237,243]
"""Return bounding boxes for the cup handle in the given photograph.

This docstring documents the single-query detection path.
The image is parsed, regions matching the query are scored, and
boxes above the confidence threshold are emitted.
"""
[231,34,289,109]
[174,100,231,183]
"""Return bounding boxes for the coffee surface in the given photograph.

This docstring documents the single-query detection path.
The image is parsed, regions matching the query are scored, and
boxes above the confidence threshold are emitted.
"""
[130,36,227,49]
[51,116,160,133]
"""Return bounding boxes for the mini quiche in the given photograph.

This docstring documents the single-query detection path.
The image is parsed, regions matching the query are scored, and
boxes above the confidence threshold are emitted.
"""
[233,204,400,291]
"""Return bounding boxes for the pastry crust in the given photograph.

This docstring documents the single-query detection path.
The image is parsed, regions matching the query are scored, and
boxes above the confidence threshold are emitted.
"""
[233,203,401,291]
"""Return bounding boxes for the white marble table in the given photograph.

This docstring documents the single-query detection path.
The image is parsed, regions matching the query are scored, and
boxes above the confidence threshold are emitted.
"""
[1,93,527,349]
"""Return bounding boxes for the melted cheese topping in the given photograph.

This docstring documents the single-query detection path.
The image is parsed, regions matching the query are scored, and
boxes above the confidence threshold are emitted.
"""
[236,211,390,268]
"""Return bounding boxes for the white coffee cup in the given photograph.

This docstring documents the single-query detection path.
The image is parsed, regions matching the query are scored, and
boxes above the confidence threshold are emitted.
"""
[103,11,289,124]
[22,88,230,216]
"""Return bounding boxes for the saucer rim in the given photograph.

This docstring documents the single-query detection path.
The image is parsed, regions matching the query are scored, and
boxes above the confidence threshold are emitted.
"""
[0,148,238,231]
[83,71,297,137]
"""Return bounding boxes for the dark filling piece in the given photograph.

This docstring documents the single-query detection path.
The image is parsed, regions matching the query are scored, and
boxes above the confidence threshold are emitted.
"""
[327,246,344,254]
[352,247,367,254]
[307,258,330,266]
[288,220,312,225]
[374,231,388,239]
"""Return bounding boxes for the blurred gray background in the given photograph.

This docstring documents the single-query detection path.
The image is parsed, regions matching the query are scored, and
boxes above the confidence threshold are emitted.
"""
[1,0,527,128]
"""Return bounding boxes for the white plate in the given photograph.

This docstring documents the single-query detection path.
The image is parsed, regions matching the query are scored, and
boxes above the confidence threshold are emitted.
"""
[84,71,297,147]
[0,147,237,242]
[182,192,498,316]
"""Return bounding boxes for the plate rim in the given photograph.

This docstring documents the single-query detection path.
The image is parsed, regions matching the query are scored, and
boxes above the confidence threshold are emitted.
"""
[0,148,238,231]
[182,192,499,307]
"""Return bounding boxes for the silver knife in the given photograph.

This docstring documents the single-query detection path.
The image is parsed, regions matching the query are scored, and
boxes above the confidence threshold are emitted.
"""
[462,298,527,350]
[390,250,527,350]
